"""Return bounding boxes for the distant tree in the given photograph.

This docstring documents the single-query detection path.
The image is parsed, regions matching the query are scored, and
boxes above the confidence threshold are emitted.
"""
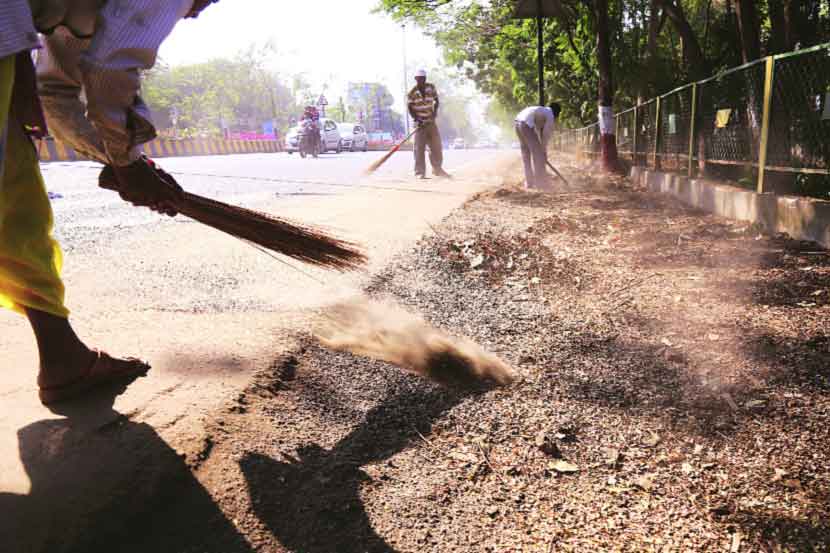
[144,44,304,137]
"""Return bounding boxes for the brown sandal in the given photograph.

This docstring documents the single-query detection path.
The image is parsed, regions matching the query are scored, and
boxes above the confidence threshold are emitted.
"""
[38,350,151,406]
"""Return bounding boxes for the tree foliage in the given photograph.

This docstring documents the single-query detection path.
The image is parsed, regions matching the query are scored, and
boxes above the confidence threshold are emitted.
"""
[143,44,304,137]
[376,0,830,127]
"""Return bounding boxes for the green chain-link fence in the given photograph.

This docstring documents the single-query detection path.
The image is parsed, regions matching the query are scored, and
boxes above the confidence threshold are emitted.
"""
[555,42,830,198]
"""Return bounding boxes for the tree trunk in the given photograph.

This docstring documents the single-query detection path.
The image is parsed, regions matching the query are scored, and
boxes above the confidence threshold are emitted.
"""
[644,0,666,101]
[735,0,763,183]
[595,0,618,172]
[785,0,801,48]
[735,0,761,63]
[656,0,707,79]
[768,0,788,53]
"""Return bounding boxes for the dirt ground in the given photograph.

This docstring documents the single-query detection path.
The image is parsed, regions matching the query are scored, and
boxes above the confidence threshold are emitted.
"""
[79,160,829,552]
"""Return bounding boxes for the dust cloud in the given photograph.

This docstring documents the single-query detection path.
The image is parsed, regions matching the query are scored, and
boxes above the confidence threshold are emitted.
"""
[315,298,516,387]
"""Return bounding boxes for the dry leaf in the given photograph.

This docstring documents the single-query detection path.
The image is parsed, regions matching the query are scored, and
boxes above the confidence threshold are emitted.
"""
[549,460,579,473]
[634,475,655,491]
[731,531,743,552]
[449,451,478,464]
[782,479,802,490]
[643,433,661,448]
[722,393,740,411]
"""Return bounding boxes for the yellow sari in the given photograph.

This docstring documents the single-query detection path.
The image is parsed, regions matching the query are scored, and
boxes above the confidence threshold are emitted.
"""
[0,55,67,318]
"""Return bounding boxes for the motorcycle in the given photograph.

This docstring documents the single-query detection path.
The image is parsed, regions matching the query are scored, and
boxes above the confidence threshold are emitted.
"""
[298,120,321,159]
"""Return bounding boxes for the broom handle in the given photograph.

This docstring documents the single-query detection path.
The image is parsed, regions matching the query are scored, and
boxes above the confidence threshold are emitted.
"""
[391,126,419,152]
[546,159,570,187]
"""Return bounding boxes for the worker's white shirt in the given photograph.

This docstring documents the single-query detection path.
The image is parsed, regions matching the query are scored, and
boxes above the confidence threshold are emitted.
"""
[515,106,556,147]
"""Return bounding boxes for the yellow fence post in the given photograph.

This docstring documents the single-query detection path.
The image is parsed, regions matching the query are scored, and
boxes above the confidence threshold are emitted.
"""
[687,82,697,177]
[653,96,662,170]
[757,56,775,194]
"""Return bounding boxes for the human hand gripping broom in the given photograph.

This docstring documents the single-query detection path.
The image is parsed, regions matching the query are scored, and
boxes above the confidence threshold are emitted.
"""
[98,157,367,271]
[364,124,421,175]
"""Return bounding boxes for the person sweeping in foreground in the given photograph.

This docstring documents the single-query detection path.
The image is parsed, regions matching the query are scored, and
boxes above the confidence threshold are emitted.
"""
[408,69,451,180]
[0,0,224,406]
[514,102,561,189]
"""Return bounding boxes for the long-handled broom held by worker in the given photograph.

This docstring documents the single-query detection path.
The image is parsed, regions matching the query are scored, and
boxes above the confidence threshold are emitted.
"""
[546,159,571,187]
[364,125,420,175]
[99,164,367,272]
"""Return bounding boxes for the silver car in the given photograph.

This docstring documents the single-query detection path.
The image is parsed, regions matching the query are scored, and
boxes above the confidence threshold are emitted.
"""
[337,123,369,152]
[286,118,343,154]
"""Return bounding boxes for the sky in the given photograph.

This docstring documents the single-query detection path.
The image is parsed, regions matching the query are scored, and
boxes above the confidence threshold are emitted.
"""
[159,0,445,116]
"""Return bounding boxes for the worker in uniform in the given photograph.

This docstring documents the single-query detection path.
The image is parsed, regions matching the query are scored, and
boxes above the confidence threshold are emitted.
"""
[407,69,450,179]
[514,102,561,189]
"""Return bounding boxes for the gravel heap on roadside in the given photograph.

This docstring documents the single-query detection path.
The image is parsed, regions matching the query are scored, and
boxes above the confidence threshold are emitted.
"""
[197,163,829,552]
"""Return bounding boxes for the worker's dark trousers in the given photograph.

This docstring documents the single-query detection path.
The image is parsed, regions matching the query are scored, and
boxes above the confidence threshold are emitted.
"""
[414,122,443,176]
[515,121,547,188]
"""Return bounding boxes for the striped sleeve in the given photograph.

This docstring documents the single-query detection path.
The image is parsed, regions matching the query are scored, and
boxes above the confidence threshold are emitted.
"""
[0,1,39,59]
[77,0,193,165]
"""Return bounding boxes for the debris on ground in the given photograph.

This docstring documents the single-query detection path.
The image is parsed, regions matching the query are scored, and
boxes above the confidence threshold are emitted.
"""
[142,160,829,552]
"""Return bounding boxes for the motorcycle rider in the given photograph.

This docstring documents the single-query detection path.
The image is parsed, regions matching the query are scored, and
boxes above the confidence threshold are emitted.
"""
[299,105,321,154]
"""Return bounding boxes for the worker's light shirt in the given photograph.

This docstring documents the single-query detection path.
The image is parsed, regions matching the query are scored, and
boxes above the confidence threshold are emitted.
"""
[515,105,556,148]
[33,0,194,166]
[0,1,39,59]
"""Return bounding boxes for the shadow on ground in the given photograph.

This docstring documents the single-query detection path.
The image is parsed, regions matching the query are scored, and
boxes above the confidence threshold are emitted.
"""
[240,380,472,553]
[0,377,251,553]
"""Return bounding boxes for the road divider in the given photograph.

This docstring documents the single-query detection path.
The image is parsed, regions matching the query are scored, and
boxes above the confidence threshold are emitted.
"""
[37,137,283,162]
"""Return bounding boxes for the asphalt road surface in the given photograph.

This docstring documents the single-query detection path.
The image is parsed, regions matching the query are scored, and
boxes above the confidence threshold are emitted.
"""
[0,147,517,551]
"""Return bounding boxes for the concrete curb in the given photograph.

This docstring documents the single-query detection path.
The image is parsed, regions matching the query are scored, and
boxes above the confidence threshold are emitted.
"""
[37,137,283,162]
[630,167,830,249]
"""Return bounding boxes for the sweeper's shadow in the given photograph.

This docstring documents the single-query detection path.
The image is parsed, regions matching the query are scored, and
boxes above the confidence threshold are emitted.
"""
[0,377,252,553]
[241,384,471,553]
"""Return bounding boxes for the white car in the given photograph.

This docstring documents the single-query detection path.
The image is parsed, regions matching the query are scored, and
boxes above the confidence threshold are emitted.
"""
[286,118,343,154]
[451,137,466,150]
[337,123,369,152]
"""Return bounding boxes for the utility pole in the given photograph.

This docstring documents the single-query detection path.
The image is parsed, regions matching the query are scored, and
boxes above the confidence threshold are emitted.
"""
[402,23,410,135]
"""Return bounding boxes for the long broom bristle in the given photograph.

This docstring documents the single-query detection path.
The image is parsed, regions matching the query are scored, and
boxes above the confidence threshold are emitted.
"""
[98,165,367,271]
[364,149,396,175]
[364,127,418,175]
[178,192,366,271]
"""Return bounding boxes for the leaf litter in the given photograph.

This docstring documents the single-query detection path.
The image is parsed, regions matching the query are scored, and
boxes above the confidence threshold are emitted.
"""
[172,159,829,552]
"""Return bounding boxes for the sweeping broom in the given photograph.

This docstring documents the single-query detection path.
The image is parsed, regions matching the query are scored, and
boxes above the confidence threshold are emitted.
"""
[546,159,571,187]
[99,165,367,271]
[364,126,419,175]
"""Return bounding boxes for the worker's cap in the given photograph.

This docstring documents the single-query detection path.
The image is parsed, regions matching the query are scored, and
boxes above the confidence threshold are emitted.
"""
[414,69,427,78]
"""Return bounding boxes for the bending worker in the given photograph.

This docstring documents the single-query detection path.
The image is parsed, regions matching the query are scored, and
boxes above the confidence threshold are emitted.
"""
[514,102,561,189]
[407,69,451,179]
[0,0,217,405]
